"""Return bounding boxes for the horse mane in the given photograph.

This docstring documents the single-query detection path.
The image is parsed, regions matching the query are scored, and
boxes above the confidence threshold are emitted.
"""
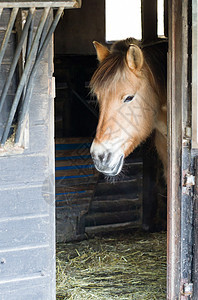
[90,38,167,105]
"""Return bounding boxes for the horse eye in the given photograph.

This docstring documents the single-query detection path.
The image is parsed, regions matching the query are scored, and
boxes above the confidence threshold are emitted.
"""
[124,95,134,103]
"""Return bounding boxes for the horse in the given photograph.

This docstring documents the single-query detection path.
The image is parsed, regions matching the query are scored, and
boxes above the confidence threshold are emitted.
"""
[90,38,167,179]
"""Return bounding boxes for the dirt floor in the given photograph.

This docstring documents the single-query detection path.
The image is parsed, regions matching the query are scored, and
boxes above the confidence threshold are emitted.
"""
[56,230,166,300]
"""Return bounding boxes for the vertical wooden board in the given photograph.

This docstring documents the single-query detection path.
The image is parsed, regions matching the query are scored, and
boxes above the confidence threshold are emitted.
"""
[27,124,50,153]
[167,0,193,299]
[192,0,198,148]
[42,19,55,299]
[193,157,198,297]
[0,8,12,29]
[141,0,157,41]
[167,1,182,298]
[0,63,17,94]
[0,95,14,128]
[31,63,49,95]
[29,94,50,126]
[0,31,15,61]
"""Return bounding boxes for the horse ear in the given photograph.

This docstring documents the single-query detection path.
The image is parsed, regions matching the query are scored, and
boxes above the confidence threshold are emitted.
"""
[93,41,110,62]
[126,44,144,71]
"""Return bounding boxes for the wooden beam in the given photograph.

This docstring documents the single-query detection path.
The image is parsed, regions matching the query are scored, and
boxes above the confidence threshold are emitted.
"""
[0,1,81,8]
[141,0,157,42]
[85,221,141,235]
[167,0,192,299]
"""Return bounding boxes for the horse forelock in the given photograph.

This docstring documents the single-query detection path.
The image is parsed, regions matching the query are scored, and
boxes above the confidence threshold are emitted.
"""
[90,54,126,96]
[90,38,141,95]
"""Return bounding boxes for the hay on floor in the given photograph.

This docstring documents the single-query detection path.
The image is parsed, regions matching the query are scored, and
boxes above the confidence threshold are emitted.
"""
[56,231,166,300]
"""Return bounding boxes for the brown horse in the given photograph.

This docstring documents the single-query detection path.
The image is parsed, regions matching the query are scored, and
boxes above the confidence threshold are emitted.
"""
[90,38,167,178]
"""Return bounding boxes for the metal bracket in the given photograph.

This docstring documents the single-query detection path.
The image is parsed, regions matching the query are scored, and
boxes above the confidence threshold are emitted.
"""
[182,282,193,297]
[184,173,195,186]
[183,173,195,195]
[185,126,192,139]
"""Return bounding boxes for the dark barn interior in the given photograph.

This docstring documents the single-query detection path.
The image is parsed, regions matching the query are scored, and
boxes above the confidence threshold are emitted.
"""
[54,0,167,300]
[54,1,198,298]
[54,0,167,243]
[54,1,168,298]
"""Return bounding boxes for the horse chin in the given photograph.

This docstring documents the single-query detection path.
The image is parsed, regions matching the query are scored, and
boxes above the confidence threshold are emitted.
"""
[100,154,124,177]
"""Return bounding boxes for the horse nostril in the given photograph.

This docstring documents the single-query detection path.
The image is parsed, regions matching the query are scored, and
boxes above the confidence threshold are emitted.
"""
[98,153,105,162]
[98,152,112,165]
[106,152,112,164]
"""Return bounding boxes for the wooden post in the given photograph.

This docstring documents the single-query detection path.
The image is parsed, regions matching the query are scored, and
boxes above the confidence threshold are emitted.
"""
[167,1,193,299]
[141,0,157,42]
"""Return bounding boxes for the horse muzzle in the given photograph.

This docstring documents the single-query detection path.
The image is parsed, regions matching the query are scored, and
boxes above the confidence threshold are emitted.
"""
[90,142,124,176]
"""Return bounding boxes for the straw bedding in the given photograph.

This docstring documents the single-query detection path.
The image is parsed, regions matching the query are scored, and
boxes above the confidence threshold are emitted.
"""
[56,231,166,300]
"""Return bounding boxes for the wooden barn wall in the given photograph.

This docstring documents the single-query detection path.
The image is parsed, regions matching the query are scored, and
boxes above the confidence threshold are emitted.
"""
[0,10,55,299]
[55,0,105,55]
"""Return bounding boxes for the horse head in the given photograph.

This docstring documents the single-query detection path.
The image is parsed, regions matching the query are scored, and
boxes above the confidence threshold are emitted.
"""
[90,38,165,177]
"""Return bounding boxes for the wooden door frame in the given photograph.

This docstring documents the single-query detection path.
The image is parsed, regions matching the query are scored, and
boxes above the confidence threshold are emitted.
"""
[167,0,194,298]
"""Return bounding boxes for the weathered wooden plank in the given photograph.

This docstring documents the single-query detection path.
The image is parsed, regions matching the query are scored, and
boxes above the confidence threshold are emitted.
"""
[29,94,50,126]
[0,8,11,28]
[56,196,92,206]
[167,1,192,298]
[0,1,81,8]
[89,198,141,213]
[56,212,84,243]
[0,63,17,94]
[56,190,93,202]
[0,155,49,187]
[55,158,93,167]
[0,246,50,279]
[0,95,14,125]
[0,30,15,60]
[94,180,142,197]
[27,124,50,153]
[56,143,91,151]
[85,211,141,227]
[55,168,97,178]
[193,157,198,297]
[56,148,91,158]
[56,176,98,187]
[0,185,48,218]
[0,277,51,300]
[85,221,141,235]
[56,202,90,213]
[56,137,92,144]
[94,194,142,202]
[56,184,95,194]
[0,216,50,249]
[31,64,49,95]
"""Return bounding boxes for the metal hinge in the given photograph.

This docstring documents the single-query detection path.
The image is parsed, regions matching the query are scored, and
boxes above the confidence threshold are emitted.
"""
[182,282,193,297]
[183,126,192,147]
[185,126,192,139]
[183,173,195,195]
